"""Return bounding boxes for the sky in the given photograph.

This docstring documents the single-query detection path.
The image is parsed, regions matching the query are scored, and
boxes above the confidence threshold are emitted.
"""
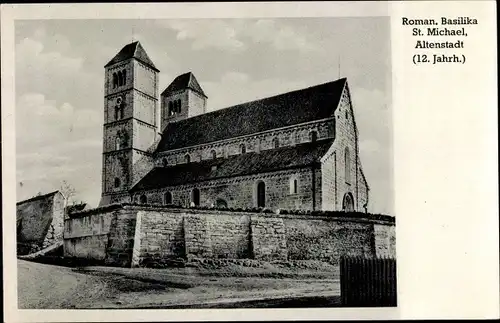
[15,17,393,214]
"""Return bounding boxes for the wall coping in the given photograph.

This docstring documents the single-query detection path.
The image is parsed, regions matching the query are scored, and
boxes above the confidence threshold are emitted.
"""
[67,203,395,226]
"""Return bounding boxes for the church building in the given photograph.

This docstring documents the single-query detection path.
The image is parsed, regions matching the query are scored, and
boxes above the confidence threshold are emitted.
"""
[99,41,369,212]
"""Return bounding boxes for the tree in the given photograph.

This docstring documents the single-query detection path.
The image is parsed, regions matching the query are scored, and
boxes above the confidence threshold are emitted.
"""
[60,180,76,205]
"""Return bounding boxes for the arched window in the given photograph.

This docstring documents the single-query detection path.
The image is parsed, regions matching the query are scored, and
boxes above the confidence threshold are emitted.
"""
[112,73,118,88]
[239,143,246,154]
[309,131,318,142]
[191,188,200,206]
[114,177,120,188]
[117,71,123,87]
[114,106,119,120]
[122,69,127,86]
[162,158,168,167]
[273,137,279,149]
[177,100,181,113]
[290,177,298,194]
[140,194,147,204]
[216,198,228,208]
[184,154,191,163]
[115,137,121,150]
[345,110,348,119]
[344,147,351,183]
[342,192,354,212]
[256,181,266,207]
[164,191,172,205]
[210,150,216,159]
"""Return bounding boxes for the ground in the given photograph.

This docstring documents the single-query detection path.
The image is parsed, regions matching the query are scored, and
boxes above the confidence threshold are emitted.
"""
[17,259,341,309]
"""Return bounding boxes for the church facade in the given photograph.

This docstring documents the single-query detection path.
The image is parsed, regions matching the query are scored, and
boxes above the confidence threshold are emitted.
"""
[99,41,369,212]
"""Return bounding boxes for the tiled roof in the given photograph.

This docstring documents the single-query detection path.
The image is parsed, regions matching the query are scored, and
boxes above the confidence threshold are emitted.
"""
[105,41,159,71]
[131,139,334,192]
[156,78,346,151]
[161,72,207,98]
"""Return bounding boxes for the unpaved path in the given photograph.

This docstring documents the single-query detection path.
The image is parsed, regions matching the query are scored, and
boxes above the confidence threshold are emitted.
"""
[17,260,340,309]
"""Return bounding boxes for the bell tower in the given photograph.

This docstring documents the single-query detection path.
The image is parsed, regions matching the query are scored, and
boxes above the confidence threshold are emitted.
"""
[99,41,159,206]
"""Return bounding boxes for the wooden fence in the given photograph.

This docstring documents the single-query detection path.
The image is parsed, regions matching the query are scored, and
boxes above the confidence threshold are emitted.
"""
[340,256,397,307]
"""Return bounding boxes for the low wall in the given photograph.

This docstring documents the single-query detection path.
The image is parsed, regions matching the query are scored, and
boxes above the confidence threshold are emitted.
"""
[64,204,395,267]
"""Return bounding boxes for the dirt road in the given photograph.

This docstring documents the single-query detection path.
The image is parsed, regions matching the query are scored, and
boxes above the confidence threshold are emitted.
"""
[17,260,340,309]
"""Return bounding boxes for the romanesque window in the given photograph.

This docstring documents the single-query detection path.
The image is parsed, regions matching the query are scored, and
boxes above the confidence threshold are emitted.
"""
[168,102,173,116]
[239,143,246,154]
[164,191,172,205]
[216,198,228,208]
[290,177,298,194]
[115,137,121,150]
[191,188,200,206]
[309,131,318,142]
[177,100,182,113]
[112,73,118,88]
[342,192,354,212]
[256,181,266,207]
[162,158,168,167]
[140,194,147,204]
[184,154,191,163]
[273,137,279,149]
[122,70,127,86]
[114,177,120,188]
[344,147,351,183]
[210,150,216,159]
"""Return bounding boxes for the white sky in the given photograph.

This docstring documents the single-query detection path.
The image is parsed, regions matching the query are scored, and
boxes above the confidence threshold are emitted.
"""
[15,17,393,214]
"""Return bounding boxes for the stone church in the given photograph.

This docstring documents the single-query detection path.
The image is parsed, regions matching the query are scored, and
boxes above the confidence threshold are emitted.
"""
[99,41,369,212]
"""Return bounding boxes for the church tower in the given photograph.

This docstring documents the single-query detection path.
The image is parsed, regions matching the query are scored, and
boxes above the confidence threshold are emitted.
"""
[160,72,207,130]
[99,41,159,206]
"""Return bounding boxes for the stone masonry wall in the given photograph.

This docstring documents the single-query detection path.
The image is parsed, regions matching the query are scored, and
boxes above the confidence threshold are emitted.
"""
[64,206,395,267]
[156,119,334,167]
[284,217,374,264]
[17,191,66,255]
[250,216,287,261]
[133,167,321,211]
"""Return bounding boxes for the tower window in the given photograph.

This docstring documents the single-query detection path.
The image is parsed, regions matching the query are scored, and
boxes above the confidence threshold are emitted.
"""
[114,177,120,188]
[345,110,348,119]
[115,137,121,150]
[345,146,351,183]
[184,154,191,163]
[273,137,279,149]
[140,194,147,204]
[164,191,172,205]
[309,131,318,142]
[210,150,216,160]
[122,69,127,86]
[240,143,246,154]
[112,73,118,89]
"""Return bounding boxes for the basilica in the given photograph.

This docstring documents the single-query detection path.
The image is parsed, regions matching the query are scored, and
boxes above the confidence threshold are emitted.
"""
[99,41,369,212]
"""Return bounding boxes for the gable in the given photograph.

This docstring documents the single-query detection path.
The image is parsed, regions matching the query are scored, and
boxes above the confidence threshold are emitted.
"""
[156,78,346,152]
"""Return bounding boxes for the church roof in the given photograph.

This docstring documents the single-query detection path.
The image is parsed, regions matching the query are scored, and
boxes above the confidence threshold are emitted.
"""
[131,139,334,192]
[156,78,346,152]
[161,72,207,98]
[105,41,159,71]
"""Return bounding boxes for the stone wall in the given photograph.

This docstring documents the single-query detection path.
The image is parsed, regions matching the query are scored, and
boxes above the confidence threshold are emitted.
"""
[132,168,321,211]
[156,118,334,167]
[64,205,395,268]
[17,191,66,255]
